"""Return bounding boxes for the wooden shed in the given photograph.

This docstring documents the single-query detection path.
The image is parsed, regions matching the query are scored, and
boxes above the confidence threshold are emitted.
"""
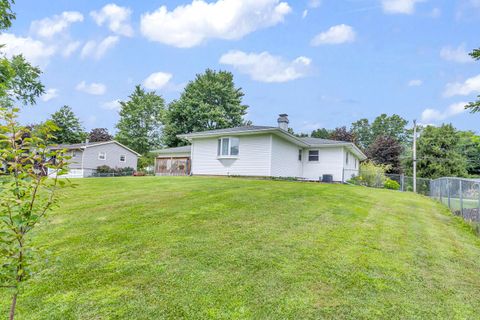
[154,145,191,176]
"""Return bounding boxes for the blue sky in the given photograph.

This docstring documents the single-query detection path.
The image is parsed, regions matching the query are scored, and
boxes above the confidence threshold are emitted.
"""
[3,0,479,134]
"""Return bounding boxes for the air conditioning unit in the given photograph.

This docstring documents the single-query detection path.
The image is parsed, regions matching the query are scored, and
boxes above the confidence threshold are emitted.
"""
[322,174,333,183]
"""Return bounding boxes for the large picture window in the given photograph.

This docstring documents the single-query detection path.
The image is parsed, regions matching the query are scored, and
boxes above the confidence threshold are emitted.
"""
[308,150,319,161]
[217,137,239,157]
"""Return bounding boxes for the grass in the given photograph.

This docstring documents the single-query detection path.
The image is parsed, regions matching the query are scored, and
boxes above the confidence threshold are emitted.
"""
[1,176,480,319]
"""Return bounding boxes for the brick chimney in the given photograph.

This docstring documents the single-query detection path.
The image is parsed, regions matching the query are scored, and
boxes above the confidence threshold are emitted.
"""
[277,114,289,131]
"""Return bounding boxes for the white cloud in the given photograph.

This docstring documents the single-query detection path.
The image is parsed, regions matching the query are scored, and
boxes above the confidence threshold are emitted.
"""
[62,41,81,57]
[444,74,480,97]
[219,50,312,83]
[302,9,308,18]
[91,4,134,37]
[102,99,121,111]
[440,44,473,64]
[0,33,56,65]
[41,88,59,102]
[408,79,423,86]
[430,7,441,18]
[143,72,173,90]
[310,24,356,46]
[421,102,468,122]
[381,0,423,14]
[308,0,322,8]
[80,36,119,60]
[30,11,83,38]
[76,81,107,95]
[140,0,291,48]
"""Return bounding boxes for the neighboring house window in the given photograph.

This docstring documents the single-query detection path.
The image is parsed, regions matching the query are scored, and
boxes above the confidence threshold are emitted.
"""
[120,155,126,162]
[298,149,302,161]
[98,152,106,160]
[71,151,77,157]
[355,158,357,169]
[346,152,349,165]
[217,137,239,157]
[308,150,319,161]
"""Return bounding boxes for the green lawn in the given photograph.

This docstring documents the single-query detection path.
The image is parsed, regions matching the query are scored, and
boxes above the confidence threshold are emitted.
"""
[2,176,480,319]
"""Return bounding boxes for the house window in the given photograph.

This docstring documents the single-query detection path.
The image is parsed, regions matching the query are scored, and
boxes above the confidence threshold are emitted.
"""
[346,152,349,165]
[354,158,357,169]
[98,152,106,160]
[298,149,302,161]
[217,137,239,157]
[308,150,319,161]
[120,155,126,162]
[71,151,77,157]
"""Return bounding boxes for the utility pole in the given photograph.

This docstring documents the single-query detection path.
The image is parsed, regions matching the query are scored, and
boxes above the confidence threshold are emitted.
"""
[413,120,417,193]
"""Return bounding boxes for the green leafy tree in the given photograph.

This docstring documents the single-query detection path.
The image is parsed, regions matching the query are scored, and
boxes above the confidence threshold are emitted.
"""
[0,0,14,30]
[415,124,468,179]
[48,106,86,144]
[311,128,331,139]
[466,49,479,113]
[457,131,480,176]
[351,118,372,150]
[115,85,165,154]
[88,128,113,142]
[371,114,408,144]
[163,69,249,147]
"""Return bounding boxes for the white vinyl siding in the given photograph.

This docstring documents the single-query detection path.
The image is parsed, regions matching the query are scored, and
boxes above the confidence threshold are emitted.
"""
[270,135,302,177]
[303,147,345,182]
[191,134,271,176]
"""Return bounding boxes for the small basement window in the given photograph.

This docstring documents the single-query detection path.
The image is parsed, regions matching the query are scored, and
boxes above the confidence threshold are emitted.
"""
[308,150,319,161]
[98,152,106,160]
[346,152,349,165]
[217,137,239,157]
[120,155,126,162]
[298,149,302,161]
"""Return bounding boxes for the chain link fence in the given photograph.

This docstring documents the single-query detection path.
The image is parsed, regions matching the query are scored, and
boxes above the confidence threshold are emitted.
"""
[430,178,480,224]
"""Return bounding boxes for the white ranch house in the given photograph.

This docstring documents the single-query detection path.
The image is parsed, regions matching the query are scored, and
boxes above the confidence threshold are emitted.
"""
[156,115,366,182]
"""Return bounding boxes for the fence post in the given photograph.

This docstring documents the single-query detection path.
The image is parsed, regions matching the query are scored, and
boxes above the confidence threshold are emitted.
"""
[401,174,405,192]
[447,179,451,209]
[459,179,463,217]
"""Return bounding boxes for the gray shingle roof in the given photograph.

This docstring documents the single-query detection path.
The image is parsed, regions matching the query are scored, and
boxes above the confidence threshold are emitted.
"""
[299,137,350,145]
[155,145,192,154]
[178,126,276,137]
[49,141,104,149]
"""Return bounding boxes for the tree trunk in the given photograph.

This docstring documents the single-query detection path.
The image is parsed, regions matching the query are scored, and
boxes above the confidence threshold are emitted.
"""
[9,292,17,320]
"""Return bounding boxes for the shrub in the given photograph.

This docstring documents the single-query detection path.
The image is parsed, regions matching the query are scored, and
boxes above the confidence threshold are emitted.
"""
[96,165,112,173]
[384,178,400,190]
[351,161,391,188]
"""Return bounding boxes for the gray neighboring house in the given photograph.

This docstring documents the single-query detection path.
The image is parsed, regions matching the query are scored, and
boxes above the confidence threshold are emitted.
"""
[49,140,140,178]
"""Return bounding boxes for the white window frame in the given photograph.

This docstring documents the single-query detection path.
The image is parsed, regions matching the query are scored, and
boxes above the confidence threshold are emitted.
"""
[120,154,126,162]
[298,149,302,161]
[71,150,77,157]
[217,137,239,158]
[308,150,319,162]
[98,152,106,160]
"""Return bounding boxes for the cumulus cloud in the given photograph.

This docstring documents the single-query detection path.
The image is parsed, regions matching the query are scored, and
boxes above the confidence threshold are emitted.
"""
[219,50,311,83]
[408,79,423,87]
[62,41,82,57]
[310,24,356,46]
[41,88,59,102]
[440,44,474,64]
[143,72,173,90]
[0,33,56,65]
[76,81,107,95]
[421,102,468,122]
[140,0,291,48]
[91,4,134,37]
[444,74,480,97]
[80,36,119,60]
[102,99,121,111]
[381,0,423,14]
[30,11,83,38]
